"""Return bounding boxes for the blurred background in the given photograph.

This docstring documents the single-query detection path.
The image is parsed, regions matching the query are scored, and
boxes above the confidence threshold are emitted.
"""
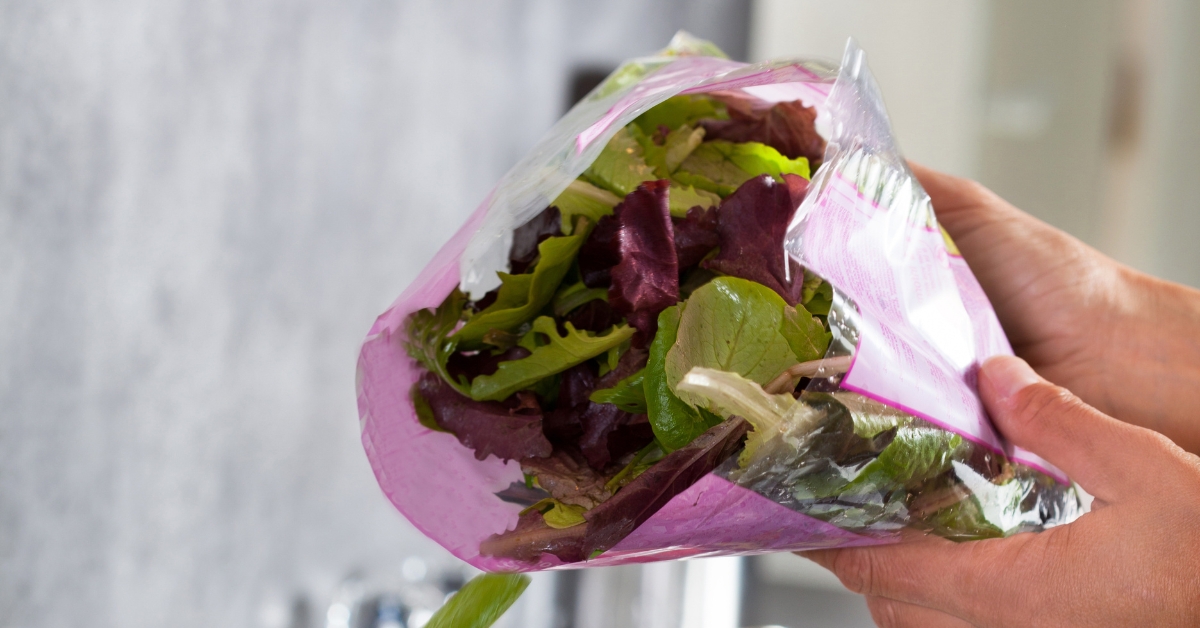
[2,1,1197,627]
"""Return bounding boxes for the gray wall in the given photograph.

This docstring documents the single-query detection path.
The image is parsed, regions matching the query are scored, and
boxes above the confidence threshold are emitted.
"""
[0,2,746,627]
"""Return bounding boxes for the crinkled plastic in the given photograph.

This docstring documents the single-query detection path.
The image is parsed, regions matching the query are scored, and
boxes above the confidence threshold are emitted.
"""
[356,33,1083,572]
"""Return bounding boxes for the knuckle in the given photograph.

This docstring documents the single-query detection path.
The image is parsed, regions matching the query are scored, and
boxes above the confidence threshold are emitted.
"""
[1009,383,1080,431]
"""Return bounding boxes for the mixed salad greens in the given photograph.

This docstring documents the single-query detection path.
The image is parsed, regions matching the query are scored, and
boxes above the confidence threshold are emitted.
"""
[403,93,1077,566]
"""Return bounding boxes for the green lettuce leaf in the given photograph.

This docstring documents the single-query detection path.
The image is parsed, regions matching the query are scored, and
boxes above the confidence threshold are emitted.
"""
[780,304,831,364]
[802,272,833,317]
[469,317,635,401]
[583,127,657,196]
[667,183,720,218]
[552,179,620,232]
[675,140,811,196]
[402,287,470,394]
[589,367,648,413]
[664,277,801,411]
[839,426,969,494]
[632,95,727,134]
[453,233,584,348]
[424,573,530,628]
[644,304,722,451]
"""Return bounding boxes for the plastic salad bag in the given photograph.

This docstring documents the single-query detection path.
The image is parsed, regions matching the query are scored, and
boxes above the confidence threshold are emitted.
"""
[356,33,1083,572]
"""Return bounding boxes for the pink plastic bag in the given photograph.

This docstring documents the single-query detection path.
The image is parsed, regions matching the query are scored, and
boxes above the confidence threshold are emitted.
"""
[356,34,1081,572]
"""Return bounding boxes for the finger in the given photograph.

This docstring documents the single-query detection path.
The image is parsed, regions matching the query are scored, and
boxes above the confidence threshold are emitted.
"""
[801,532,1039,623]
[980,355,1179,501]
[865,596,974,628]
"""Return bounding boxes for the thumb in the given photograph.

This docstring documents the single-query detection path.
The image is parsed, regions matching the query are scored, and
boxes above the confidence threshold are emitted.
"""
[979,355,1169,502]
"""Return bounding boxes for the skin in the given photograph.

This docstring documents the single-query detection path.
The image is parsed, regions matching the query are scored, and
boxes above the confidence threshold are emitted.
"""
[907,163,1200,454]
[799,165,1200,626]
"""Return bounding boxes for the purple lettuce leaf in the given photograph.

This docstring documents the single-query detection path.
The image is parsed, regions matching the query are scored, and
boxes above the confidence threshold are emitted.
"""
[542,363,595,446]
[703,174,809,304]
[415,371,553,462]
[509,206,563,274]
[701,100,826,165]
[672,205,719,270]
[446,346,531,383]
[608,180,680,341]
[580,417,749,556]
[479,509,588,563]
[564,299,620,333]
[578,214,620,289]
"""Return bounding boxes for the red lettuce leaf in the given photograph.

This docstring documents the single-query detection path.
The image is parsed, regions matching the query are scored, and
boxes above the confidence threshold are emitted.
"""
[415,372,552,462]
[672,206,719,270]
[701,100,826,165]
[446,346,531,383]
[479,509,588,563]
[509,206,563,274]
[608,180,680,341]
[581,417,749,556]
[520,448,614,509]
[703,174,809,304]
[564,299,620,333]
[578,214,620,288]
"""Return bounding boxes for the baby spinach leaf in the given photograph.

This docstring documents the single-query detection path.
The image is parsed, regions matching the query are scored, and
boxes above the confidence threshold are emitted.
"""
[780,304,832,363]
[644,304,722,451]
[664,277,800,411]
[589,367,647,414]
[453,233,585,349]
[469,317,635,402]
[424,573,531,628]
[403,287,470,395]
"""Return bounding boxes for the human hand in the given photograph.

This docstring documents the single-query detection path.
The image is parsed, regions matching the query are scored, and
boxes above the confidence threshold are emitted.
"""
[912,163,1200,454]
[801,354,1200,627]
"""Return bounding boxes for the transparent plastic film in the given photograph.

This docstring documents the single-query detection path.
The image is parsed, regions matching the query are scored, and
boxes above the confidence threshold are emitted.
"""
[356,34,1082,574]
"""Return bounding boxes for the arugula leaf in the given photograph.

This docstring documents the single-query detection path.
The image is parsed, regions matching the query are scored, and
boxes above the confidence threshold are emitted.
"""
[675,140,811,196]
[424,573,530,628]
[552,179,620,232]
[453,233,585,349]
[552,280,608,317]
[664,277,801,412]
[583,127,657,196]
[402,287,470,394]
[589,367,647,413]
[644,304,722,451]
[632,95,727,134]
[469,317,635,402]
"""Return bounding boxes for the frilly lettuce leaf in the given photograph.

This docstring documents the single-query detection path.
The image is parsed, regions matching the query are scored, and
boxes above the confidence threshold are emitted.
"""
[402,287,470,394]
[453,233,584,349]
[469,316,635,402]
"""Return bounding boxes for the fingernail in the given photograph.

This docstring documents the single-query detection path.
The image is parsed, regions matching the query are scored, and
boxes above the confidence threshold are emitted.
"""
[982,355,1040,402]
